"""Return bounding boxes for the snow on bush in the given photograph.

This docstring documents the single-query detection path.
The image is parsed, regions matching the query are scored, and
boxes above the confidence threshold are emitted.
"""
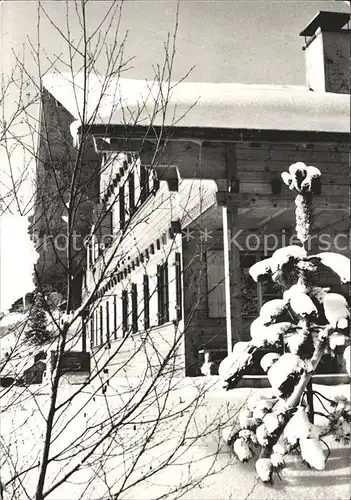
[219,163,350,483]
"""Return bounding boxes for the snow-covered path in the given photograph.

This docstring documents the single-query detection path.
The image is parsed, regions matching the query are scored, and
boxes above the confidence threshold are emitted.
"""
[1,377,349,500]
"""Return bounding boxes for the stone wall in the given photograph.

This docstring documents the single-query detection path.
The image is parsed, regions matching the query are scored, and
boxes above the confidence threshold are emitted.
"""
[31,90,100,307]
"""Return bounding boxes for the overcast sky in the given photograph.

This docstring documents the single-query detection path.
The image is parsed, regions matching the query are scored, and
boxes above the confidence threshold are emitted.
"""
[0,0,349,312]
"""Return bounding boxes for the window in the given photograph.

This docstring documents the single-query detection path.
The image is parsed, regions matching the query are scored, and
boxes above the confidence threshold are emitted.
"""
[113,295,118,340]
[175,252,182,321]
[99,306,103,345]
[106,301,110,343]
[128,173,135,215]
[157,262,169,325]
[143,275,150,329]
[206,250,226,318]
[119,185,125,230]
[240,252,282,335]
[122,290,128,336]
[131,283,138,333]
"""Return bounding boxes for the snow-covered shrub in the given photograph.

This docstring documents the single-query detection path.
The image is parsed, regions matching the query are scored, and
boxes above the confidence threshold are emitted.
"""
[219,162,350,483]
[25,275,52,346]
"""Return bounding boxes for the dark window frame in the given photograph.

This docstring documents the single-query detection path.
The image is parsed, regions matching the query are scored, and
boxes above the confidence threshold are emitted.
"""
[131,283,138,333]
[157,262,169,325]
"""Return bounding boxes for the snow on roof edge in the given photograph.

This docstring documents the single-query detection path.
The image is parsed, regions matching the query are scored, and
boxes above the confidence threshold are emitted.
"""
[42,73,350,134]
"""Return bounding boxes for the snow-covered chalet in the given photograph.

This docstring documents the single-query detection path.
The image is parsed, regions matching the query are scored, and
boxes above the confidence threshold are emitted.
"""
[35,11,350,377]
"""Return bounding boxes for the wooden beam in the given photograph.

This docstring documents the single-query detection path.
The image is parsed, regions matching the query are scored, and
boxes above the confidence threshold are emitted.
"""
[224,206,244,346]
[88,124,349,144]
[94,137,201,171]
[222,143,243,351]
[94,136,235,180]
[216,191,348,211]
[255,208,288,229]
[222,207,232,355]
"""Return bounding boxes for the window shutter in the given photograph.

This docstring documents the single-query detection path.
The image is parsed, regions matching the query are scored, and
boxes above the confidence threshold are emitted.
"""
[157,263,169,325]
[168,259,177,322]
[143,275,150,330]
[134,161,141,207]
[163,263,169,323]
[119,186,125,230]
[113,295,118,339]
[106,301,110,343]
[157,265,162,325]
[207,250,226,318]
[131,283,138,333]
[153,170,160,193]
[175,252,182,321]
[90,317,94,347]
[124,179,129,220]
[140,165,149,202]
[129,173,135,215]
[95,310,99,346]
[99,305,104,344]
[88,245,93,270]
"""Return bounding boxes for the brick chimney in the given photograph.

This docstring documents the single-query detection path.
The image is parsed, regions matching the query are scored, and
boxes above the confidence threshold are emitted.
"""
[300,11,350,94]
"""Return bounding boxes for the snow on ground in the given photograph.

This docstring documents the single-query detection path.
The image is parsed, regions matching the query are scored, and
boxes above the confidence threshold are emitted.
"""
[0,309,84,380]
[0,375,349,500]
[0,312,35,377]
[0,312,27,331]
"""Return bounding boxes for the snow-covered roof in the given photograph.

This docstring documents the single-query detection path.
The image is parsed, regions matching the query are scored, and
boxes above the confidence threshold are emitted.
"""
[42,73,350,134]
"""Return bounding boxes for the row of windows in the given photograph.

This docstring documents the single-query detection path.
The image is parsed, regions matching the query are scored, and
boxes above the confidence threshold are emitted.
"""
[89,254,182,347]
[87,160,160,268]
[116,161,159,232]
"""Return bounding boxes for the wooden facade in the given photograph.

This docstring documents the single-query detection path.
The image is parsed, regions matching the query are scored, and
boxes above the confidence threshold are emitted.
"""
[37,11,350,378]
[83,130,349,376]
